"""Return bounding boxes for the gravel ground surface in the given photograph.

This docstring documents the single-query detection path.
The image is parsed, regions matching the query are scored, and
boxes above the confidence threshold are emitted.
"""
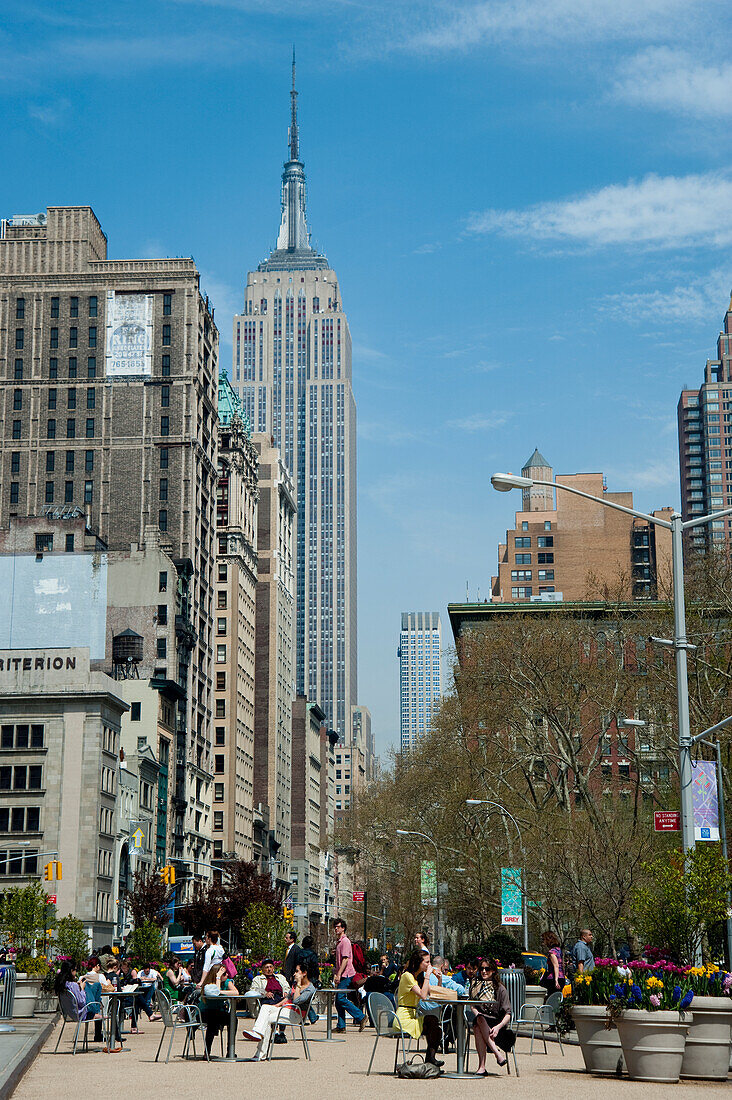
[13,1016,731,1099]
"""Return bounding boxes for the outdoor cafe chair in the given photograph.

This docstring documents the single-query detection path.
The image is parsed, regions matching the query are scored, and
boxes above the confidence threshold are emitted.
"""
[263,1002,311,1061]
[365,992,413,1076]
[155,989,209,1063]
[515,990,565,1055]
[54,991,107,1054]
[463,1009,520,1077]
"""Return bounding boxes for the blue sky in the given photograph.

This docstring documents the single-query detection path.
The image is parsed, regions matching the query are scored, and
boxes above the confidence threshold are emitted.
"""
[3,0,732,755]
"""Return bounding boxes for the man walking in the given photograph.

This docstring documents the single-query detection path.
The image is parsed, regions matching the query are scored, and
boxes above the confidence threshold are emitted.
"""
[283,929,302,984]
[572,929,595,974]
[334,918,365,1033]
[189,933,206,986]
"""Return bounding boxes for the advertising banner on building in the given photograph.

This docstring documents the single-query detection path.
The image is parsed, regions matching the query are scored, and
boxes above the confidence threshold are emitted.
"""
[420,860,437,907]
[105,290,153,377]
[501,867,523,926]
[693,760,720,841]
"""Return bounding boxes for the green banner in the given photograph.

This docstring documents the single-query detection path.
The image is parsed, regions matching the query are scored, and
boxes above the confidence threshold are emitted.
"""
[421,860,437,907]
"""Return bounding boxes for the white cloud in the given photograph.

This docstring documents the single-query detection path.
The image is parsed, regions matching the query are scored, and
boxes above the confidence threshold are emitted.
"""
[359,421,420,445]
[614,47,732,117]
[607,459,679,492]
[402,0,710,53]
[413,242,442,254]
[468,171,732,250]
[447,412,508,431]
[601,268,731,323]
[199,271,241,325]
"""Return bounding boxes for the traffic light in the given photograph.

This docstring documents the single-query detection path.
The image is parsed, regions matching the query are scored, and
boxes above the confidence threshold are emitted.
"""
[159,865,176,885]
[283,906,294,923]
[44,862,53,881]
[44,860,62,881]
[55,861,62,880]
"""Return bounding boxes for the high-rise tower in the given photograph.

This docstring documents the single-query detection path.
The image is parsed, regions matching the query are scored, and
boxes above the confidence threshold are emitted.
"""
[399,613,442,754]
[233,56,357,738]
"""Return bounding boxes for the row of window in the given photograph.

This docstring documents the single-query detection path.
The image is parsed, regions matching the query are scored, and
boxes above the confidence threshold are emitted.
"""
[13,417,97,440]
[0,725,44,749]
[16,296,98,319]
[0,806,40,833]
[511,569,555,581]
[13,480,94,506]
[0,765,42,790]
[16,326,98,350]
[514,536,554,548]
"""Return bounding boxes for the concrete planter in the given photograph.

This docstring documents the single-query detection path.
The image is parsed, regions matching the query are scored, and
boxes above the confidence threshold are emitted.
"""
[524,985,546,1010]
[616,1009,690,1084]
[573,1004,624,1076]
[13,976,42,1017]
[680,995,732,1080]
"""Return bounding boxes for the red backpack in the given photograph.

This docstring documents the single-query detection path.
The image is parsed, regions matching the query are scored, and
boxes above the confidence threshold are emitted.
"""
[352,941,367,982]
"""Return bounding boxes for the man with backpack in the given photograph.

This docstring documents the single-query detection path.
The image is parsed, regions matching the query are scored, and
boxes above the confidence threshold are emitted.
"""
[334,918,366,1032]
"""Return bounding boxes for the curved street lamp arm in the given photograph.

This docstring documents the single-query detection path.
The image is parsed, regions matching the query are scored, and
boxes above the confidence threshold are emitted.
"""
[526,478,672,530]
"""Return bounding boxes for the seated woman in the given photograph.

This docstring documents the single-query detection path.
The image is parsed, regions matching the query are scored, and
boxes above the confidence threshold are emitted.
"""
[163,955,186,1004]
[199,963,239,1054]
[55,961,104,1042]
[395,950,443,1068]
[79,956,113,1042]
[469,958,512,1075]
[241,962,315,1061]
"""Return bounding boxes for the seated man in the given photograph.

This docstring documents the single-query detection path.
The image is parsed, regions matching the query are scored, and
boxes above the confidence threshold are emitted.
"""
[134,962,162,1022]
[248,959,289,1044]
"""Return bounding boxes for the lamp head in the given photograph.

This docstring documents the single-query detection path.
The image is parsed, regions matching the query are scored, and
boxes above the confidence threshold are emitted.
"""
[618,718,646,728]
[465,799,483,806]
[491,472,533,492]
[396,829,409,836]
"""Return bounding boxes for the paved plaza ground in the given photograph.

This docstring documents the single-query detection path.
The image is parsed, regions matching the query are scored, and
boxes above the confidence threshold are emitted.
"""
[11,1016,732,1100]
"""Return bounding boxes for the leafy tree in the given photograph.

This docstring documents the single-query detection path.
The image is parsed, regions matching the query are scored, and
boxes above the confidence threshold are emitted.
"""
[241,901,288,962]
[0,882,55,955]
[127,867,172,930]
[126,920,164,964]
[632,843,732,964]
[54,916,89,965]
[177,862,284,945]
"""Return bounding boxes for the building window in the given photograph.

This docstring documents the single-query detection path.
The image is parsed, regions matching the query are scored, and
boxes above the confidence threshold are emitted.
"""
[214,755,225,773]
[215,725,225,744]
[48,389,58,412]
[538,569,555,580]
[217,591,227,609]
[68,357,77,378]
[511,586,532,598]
[544,521,551,530]
[50,327,58,348]
[162,324,171,346]
[156,638,167,659]
[160,447,168,469]
[9,483,19,505]
[158,509,167,532]
[216,645,226,663]
[68,388,77,409]
[161,385,170,407]
[214,783,224,802]
[11,421,21,440]
[85,450,93,473]
[162,354,170,376]
[217,617,226,635]
[65,451,74,473]
[45,481,54,504]
[89,296,98,317]
[218,563,227,582]
[69,296,78,318]
[16,298,25,320]
[87,356,96,378]
[84,480,93,504]
[64,481,74,503]
[538,536,554,547]
[159,477,168,500]
[538,552,554,564]
[66,418,75,439]
[50,297,59,318]
[515,537,531,548]
[46,452,55,473]
[216,672,226,691]
[213,811,223,831]
[157,604,167,625]
[130,702,141,721]
[13,389,22,411]
[15,329,24,350]
[11,453,20,475]
[161,416,169,436]
[87,390,95,409]
[65,534,74,552]
[69,327,77,348]
[159,571,167,592]
[163,293,172,315]
[89,326,97,347]
[49,358,58,379]
[86,418,94,438]
[14,359,23,380]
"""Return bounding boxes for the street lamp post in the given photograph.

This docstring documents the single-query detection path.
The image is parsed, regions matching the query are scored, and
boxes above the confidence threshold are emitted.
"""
[396,829,444,956]
[466,800,529,950]
[491,471,732,856]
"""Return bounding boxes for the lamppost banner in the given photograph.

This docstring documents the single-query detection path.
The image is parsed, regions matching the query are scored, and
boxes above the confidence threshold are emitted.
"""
[421,860,437,907]
[693,760,720,841]
[501,867,523,925]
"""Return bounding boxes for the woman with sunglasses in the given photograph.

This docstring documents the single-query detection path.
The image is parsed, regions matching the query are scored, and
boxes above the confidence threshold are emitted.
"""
[469,958,511,1075]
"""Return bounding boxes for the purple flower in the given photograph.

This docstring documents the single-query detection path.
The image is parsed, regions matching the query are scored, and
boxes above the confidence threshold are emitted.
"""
[649,994,661,1007]
[631,984,643,1002]
[680,990,694,1010]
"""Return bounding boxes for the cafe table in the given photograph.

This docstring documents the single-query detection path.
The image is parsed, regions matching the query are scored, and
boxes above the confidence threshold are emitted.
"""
[203,990,250,1060]
[308,987,345,1042]
[442,998,500,1079]
[100,989,134,1052]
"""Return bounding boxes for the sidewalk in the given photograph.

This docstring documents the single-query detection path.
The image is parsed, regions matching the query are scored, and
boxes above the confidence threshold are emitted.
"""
[11,1015,730,1100]
[0,1014,56,1099]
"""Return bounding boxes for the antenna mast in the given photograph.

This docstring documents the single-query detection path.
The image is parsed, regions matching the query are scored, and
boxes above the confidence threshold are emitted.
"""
[289,46,299,161]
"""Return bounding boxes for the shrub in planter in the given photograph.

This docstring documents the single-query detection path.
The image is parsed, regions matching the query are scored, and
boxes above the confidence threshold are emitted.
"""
[608,966,694,1084]
[15,955,49,978]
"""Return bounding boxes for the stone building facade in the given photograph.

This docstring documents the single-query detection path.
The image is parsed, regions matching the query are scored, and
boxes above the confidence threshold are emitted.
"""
[0,206,219,888]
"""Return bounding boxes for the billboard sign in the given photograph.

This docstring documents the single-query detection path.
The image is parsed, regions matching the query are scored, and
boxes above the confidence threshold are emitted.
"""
[420,860,437,907]
[105,291,154,377]
[693,761,720,841]
[501,867,523,926]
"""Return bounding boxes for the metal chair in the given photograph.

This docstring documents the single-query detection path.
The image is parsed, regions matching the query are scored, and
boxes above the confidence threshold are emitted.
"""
[54,991,107,1054]
[263,1001,311,1061]
[155,989,208,1063]
[366,992,414,1076]
[515,991,565,1055]
[464,1011,520,1077]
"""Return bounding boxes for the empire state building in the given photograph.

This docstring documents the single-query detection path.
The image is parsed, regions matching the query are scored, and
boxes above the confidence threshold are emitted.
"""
[233,58,357,739]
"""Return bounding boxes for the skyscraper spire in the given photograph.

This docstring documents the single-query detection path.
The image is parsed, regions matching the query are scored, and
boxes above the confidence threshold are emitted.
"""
[289,46,299,162]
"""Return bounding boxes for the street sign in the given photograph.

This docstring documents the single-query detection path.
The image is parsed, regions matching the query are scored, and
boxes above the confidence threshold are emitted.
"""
[131,827,145,850]
[501,867,523,926]
[654,811,681,832]
[47,894,57,904]
[353,891,365,902]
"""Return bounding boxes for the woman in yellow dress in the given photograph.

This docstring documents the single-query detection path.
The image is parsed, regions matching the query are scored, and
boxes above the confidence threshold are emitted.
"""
[396,949,443,1067]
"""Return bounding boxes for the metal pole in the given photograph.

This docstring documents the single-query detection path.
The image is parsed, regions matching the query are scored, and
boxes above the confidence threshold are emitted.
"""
[363,889,368,945]
[671,512,695,855]
[715,740,732,968]
[522,865,528,951]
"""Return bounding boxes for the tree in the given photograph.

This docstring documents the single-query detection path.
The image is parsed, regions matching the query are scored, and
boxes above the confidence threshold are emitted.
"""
[0,882,55,955]
[177,861,284,943]
[126,921,164,964]
[54,916,89,965]
[631,843,732,964]
[240,902,288,962]
[127,867,172,929]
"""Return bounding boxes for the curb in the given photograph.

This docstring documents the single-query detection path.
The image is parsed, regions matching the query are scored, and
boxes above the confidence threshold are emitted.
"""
[2,1014,57,1099]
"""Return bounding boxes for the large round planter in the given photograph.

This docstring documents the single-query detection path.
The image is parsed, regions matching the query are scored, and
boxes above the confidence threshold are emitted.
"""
[680,995,732,1080]
[573,1004,625,1076]
[524,985,546,1010]
[616,1009,690,1084]
[13,976,42,1018]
